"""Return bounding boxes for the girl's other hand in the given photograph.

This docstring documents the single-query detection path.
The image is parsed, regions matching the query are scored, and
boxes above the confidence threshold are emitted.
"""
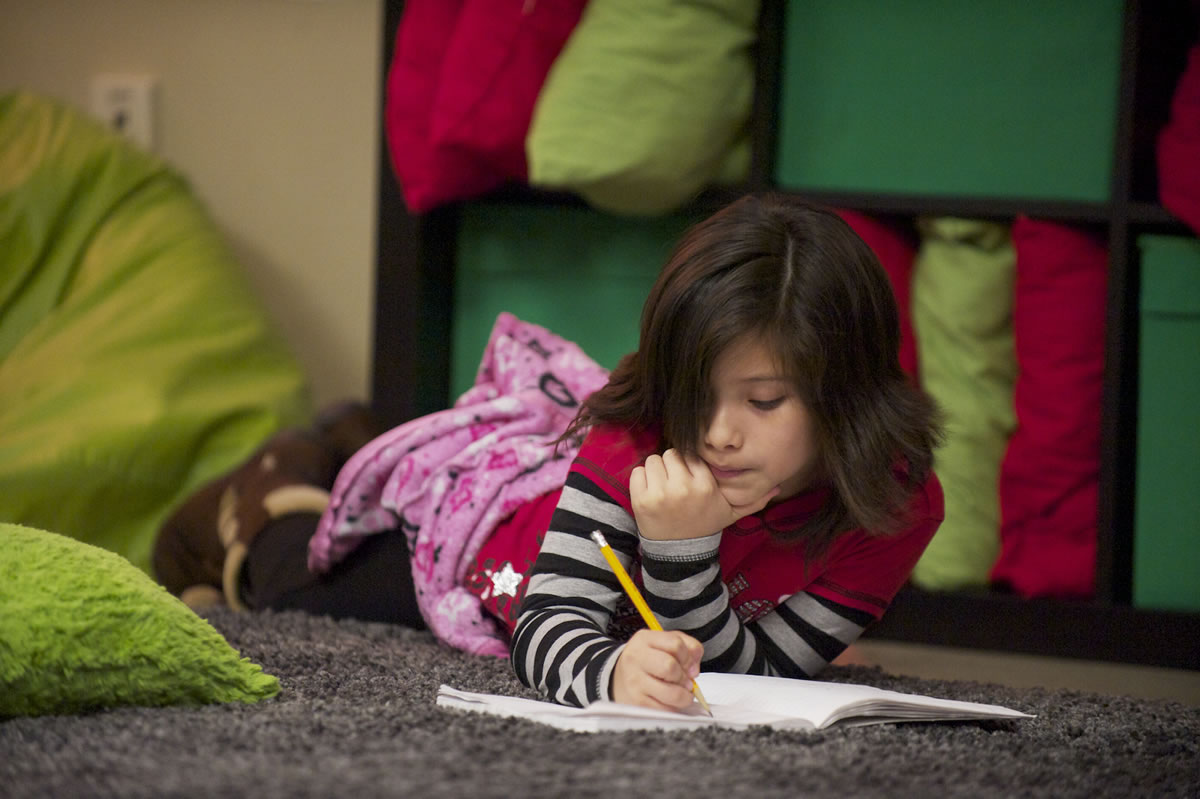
[630,449,777,540]
[611,629,704,711]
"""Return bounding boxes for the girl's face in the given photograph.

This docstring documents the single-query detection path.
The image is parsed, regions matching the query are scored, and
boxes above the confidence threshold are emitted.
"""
[699,334,819,506]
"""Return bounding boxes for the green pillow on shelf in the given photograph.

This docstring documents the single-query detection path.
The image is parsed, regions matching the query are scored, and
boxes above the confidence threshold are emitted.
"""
[0,523,279,718]
[526,0,758,215]
[910,218,1017,591]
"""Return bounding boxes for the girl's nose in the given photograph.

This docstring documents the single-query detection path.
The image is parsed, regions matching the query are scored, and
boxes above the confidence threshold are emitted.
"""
[704,405,743,450]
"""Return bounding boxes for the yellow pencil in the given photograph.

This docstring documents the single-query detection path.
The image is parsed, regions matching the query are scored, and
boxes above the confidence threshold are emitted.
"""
[589,530,713,716]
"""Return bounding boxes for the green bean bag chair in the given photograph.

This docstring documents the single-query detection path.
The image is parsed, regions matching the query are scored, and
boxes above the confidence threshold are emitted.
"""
[0,90,310,574]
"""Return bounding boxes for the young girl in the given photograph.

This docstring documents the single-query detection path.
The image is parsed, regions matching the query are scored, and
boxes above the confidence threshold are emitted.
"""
[152,194,942,712]
[509,194,944,710]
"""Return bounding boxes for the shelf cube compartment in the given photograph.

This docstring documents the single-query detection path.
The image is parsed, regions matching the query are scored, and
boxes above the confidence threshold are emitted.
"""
[1134,235,1200,613]
[774,0,1123,203]
[452,204,696,400]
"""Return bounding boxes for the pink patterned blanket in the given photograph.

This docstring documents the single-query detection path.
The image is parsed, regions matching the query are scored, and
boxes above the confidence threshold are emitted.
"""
[307,313,609,656]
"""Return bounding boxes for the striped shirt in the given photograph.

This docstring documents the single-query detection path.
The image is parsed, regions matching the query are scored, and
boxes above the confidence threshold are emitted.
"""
[510,424,943,707]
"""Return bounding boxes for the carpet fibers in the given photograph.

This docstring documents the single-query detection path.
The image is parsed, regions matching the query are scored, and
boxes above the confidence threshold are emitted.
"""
[2,608,1197,798]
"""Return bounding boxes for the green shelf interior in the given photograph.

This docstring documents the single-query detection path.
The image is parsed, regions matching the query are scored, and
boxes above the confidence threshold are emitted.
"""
[1133,235,1200,613]
[774,0,1123,202]
[451,204,700,400]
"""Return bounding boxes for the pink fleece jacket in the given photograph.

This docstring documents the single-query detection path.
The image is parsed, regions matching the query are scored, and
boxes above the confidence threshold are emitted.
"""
[308,313,609,656]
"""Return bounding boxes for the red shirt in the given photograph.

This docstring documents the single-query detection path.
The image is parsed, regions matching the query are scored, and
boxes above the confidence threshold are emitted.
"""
[467,424,943,635]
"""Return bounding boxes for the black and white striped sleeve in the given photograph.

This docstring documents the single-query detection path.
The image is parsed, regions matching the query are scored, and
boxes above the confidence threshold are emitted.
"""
[511,471,879,706]
[639,536,876,678]
[510,470,639,707]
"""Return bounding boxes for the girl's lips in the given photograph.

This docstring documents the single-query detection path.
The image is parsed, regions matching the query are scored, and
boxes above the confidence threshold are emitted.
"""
[707,463,747,481]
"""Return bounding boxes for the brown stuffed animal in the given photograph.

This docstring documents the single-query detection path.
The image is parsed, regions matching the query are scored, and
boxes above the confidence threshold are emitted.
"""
[152,401,384,610]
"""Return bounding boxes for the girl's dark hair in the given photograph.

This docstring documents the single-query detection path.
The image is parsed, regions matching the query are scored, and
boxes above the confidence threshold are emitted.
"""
[565,193,943,555]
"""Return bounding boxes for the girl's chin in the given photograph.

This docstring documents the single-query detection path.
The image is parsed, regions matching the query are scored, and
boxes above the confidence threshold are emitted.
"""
[718,484,771,509]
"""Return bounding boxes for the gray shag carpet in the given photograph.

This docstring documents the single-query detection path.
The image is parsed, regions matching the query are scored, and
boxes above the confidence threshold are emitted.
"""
[2,607,1198,799]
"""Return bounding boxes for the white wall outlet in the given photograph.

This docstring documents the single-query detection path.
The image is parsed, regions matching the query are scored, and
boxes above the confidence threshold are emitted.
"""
[90,73,157,150]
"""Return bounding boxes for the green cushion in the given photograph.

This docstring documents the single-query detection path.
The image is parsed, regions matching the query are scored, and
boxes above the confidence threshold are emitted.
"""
[526,0,757,214]
[0,523,278,718]
[910,218,1016,590]
[0,91,310,573]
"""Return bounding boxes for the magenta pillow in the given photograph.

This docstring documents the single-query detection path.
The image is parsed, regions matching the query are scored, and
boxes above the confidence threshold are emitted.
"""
[990,217,1107,598]
[837,209,920,379]
[1158,43,1200,236]
[384,0,585,214]
[431,0,586,182]
[384,0,477,213]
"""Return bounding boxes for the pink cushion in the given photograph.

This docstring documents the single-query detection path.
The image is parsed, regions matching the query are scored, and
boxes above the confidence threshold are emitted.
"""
[384,0,585,214]
[836,209,920,379]
[990,217,1107,598]
[1159,43,1200,236]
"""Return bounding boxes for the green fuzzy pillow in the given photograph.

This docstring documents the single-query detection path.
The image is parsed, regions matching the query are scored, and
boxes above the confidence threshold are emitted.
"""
[0,523,279,718]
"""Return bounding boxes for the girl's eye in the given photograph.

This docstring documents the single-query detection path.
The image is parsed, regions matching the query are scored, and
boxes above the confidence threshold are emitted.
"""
[750,397,785,411]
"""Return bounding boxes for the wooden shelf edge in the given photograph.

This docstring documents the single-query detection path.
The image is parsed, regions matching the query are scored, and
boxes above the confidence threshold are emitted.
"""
[449,182,1133,225]
[766,190,1112,223]
[467,182,754,216]
[1127,201,1193,233]
[865,585,1200,671]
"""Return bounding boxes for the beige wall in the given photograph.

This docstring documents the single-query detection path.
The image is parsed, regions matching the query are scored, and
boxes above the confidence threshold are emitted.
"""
[0,0,383,409]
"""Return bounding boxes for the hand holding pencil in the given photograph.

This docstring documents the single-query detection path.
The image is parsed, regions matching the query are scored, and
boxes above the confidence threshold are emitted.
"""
[590,530,713,716]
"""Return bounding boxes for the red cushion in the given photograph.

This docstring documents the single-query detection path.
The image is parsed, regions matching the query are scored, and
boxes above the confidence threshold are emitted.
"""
[431,0,586,182]
[1159,43,1200,236]
[384,0,476,214]
[990,217,1107,598]
[836,209,920,379]
[384,0,585,214]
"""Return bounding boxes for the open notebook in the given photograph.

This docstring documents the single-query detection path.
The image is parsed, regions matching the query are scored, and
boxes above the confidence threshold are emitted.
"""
[437,672,1034,733]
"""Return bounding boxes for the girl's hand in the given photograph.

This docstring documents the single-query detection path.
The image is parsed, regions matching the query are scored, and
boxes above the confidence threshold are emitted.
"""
[611,629,704,711]
[630,449,778,540]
